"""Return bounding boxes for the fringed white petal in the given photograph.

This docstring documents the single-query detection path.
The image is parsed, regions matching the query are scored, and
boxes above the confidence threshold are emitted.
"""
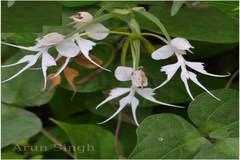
[136,88,184,108]
[1,54,40,83]
[188,72,220,101]
[185,61,230,77]
[55,40,80,58]
[171,37,194,50]
[75,37,110,72]
[51,57,71,78]
[1,42,39,51]
[180,69,195,100]
[131,97,140,126]
[115,66,133,81]
[85,23,109,40]
[2,55,36,68]
[154,62,180,90]
[41,52,57,90]
[96,87,131,109]
[151,45,174,60]
[55,53,63,61]
[97,95,129,124]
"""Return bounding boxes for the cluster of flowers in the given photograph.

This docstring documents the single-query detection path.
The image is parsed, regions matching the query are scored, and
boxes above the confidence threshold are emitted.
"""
[2,11,229,126]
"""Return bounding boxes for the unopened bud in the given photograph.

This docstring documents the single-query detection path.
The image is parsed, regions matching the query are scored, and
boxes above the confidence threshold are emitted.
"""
[69,11,93,28]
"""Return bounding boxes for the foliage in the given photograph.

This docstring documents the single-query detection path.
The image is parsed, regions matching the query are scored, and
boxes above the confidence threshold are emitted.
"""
[1,1,239,159]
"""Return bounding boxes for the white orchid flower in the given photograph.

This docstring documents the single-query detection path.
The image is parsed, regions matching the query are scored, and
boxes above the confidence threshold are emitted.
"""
[49,11,111,76]
[96,66,183,126]
[52,34,110,78]
[151,37,230,100]
[1,32,77,90]
[69,11,109,40]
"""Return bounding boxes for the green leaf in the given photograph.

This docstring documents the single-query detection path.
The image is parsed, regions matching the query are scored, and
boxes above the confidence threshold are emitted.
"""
[1,53,55,107]
[48,88,86,121]
[2,104,42,148]
[51,119,118,159]
[1,150,24,159]
[140,37,155,54]
[58,1,98,7]
[171,1,185,16]
[188,89,239,138]
[130,113,210,159]
[121,38,130,65]
[2,1,62,33]
[194,138,239,159]
[134,2,238,43]
[134,9,170,41]
[207,1,239,20]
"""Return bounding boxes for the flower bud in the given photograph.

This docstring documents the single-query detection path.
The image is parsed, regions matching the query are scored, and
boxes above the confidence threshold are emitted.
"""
[69,11,93,28]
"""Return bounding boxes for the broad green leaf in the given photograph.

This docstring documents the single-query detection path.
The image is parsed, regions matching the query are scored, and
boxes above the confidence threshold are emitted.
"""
[31,154,43,159]
[194,138,239,159]
[48,88,86,121]
[9,33,37,46]
[207,1,239,20]
[134,1,238,43]
[1,150,24,159]
[2,1,62,33]
[58,1,98,7]
[2,104,42,148]
[188,89,239,138]
[171,1,186,16]
[130,114,210,159]
[186,41,238,60]
[1,53,55,107]
[51,119,118,159]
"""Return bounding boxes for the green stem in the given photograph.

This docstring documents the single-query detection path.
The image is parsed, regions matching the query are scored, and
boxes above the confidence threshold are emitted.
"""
[121,38,130,65]
[66,30,168,45]
[130,40,137,70]
[132,39,140,70]
[141,33,169,44]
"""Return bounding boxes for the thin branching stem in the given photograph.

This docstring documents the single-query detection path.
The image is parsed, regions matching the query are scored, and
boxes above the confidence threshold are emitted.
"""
[115,112,122,159]
[225,70,239,89]
[40,128,74,159]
